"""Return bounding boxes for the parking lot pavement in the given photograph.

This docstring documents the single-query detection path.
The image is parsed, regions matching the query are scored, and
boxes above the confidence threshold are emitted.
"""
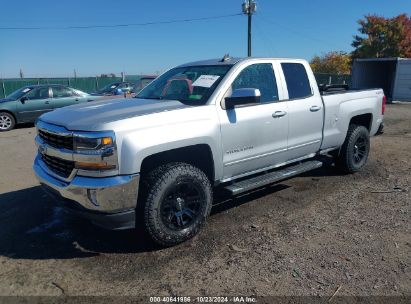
[0,104,410,297]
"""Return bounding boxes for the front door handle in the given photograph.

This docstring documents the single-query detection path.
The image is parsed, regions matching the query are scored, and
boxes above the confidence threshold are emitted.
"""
[272,111,287,118]
[45,100,50,104]
[310,105,321,112]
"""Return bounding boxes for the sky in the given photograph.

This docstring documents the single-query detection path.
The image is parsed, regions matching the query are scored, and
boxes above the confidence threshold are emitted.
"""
[0,0,409,78]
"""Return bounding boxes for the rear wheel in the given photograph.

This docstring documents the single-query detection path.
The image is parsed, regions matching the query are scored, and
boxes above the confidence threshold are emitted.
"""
[0,112,15,131]
[335,124,370,173]
[142,163,212,247]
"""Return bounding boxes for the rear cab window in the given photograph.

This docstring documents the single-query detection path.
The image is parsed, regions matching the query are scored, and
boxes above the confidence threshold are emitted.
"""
[281,63,312,99]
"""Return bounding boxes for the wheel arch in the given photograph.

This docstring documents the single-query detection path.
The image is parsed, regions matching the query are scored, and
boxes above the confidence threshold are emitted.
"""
[139,144,215,183]
[349,113,373,131]
[0,110,17,124]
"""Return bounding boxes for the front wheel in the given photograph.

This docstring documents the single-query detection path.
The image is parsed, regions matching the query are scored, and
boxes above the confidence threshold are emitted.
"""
[336,124,370,173]
[0,112,16,131]
[143,163,213,247]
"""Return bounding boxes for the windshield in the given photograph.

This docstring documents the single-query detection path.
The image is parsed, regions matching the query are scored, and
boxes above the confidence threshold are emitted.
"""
[6,86,33,100]
[97,83,120,93]
[137,65,232,104]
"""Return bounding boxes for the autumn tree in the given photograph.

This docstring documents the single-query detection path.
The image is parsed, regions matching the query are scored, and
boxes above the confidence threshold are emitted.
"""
[310,51,351,75]
[352,14,411,58]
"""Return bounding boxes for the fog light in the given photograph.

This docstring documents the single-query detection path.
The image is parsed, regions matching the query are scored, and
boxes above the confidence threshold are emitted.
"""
[87,189,99,207]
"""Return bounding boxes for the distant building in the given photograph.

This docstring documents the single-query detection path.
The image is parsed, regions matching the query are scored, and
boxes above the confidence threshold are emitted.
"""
[99,73,116,78]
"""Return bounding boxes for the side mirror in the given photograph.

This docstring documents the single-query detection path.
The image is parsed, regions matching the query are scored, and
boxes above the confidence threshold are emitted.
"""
[20,96,28,103]
[224,88,261,109]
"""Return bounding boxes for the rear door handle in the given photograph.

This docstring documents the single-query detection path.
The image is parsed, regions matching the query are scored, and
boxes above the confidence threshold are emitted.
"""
[272,111,287,118]
[310,105,321,112]
[45,100,50,104]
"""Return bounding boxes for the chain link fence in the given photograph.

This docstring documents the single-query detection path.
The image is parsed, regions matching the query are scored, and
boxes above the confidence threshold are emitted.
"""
[1,73,351,98]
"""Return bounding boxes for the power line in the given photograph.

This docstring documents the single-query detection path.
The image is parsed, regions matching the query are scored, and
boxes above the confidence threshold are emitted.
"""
[0,13,242,30]
[253,18,277,56]
[257,14,348,50]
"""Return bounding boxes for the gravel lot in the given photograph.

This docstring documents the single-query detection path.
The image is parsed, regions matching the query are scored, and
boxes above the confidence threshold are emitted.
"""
[0,104,409,298]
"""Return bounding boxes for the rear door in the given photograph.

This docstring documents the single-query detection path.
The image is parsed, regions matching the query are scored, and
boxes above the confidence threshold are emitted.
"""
[218,61,289,180]
[51,86,81,109]
[16,87,52,122]
[278,61,323,161]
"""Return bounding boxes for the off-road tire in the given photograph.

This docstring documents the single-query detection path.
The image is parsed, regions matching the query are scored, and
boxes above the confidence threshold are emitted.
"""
[336,124,370,173]
[0,112,16,132]
[142,162,212,247]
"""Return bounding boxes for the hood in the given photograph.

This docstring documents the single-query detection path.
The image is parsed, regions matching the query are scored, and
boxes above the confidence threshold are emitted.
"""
[39,98,188,131]
[0,98,14,103]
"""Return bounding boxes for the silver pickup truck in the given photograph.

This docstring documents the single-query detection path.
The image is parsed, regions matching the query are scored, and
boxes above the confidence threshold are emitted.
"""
[33,57,385,246]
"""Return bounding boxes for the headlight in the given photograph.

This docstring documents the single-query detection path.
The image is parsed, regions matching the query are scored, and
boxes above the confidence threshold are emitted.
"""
[74,136,113,151]
[73,132,118,172]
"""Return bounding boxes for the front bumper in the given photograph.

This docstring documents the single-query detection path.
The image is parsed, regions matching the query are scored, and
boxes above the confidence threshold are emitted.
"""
[33,155,140,230]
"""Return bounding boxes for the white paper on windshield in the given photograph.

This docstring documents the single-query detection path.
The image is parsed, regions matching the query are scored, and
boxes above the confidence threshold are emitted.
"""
[22,88,31,93]
[110,85,116,89]
[192,75,220,88]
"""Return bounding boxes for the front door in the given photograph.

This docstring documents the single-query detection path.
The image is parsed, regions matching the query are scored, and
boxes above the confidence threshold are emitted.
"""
[16,87,52,122]
[218,62,289,180]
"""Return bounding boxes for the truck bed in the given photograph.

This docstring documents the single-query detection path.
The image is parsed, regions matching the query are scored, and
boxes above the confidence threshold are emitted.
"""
[320,88,384,150]
[319,84,381,96]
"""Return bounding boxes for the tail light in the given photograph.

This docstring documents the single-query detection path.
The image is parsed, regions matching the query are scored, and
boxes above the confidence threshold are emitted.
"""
[382,95,386,115]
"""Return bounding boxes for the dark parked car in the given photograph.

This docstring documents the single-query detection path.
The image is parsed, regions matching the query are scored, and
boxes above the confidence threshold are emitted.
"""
[0,85,98,131]
[90,82,133,96]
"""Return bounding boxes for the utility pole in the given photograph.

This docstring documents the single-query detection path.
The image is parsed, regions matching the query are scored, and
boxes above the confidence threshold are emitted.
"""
[242,0,257,57]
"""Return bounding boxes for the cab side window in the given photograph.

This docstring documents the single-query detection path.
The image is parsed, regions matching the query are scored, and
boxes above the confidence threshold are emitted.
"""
[26,87,50,100]
[281,63,312,99]
[232,63,279,103]
[52,87,73,98]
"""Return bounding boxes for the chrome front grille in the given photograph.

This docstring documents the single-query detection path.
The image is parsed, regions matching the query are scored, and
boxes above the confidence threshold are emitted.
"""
[41,154,74,178]
[38,129,73,150]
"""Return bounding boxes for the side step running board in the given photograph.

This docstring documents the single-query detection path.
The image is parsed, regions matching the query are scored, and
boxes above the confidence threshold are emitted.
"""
[223,160,323,195]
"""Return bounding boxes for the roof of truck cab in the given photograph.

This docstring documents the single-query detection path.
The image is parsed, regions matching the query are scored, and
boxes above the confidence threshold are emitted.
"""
[178,57,306,67]
[177,58,244,67]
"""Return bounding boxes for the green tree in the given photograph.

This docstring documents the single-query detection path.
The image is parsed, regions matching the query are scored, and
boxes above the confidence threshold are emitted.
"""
[352,14,411,58]
[310,51,351,75]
